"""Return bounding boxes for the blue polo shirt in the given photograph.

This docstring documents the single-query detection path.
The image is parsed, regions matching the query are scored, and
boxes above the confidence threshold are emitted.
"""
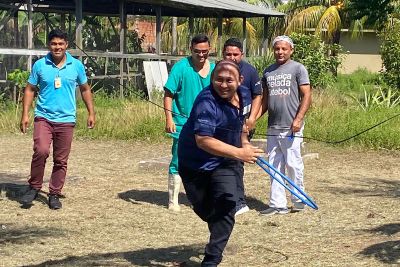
[178,85,252,171]
[239,60,262,97]
[28,52,88,123]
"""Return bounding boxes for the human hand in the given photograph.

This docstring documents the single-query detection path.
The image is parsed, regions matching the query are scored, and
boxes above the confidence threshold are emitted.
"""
[239,144,264,164]
[165,119,176,133]
[87,114,95,129]
[20,115,29,134]
[291,117,303,133]
[246,117,256,131]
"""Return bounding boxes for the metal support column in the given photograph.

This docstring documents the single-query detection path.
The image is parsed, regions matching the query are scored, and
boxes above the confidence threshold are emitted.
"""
[172,17,177,55]
[75,0,83,50]
[242,17,247,57]
[60,13,66,32]
[217,17,223,57]
[27,0,33,71]
[263,16,269,56]
[119,0,127,97]
[188,16,194,51]
[155,6,162,55]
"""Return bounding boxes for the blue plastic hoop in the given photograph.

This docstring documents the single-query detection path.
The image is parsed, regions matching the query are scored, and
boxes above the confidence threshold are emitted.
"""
[256,157,318,210]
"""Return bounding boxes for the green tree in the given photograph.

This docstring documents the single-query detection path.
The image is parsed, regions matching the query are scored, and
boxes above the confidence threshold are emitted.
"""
[281,0,363,43]
[347,0,400,29]
[290,32,343,88]
[379,19,400,89]
[161,17,258,55]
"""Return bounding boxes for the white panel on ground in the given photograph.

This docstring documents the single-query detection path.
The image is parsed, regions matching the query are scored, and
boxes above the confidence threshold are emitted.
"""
[143,61,168,100]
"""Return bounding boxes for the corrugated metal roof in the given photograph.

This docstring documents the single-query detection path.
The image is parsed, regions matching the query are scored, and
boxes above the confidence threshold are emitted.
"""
[167,0,284,17]
[0,0,284,18]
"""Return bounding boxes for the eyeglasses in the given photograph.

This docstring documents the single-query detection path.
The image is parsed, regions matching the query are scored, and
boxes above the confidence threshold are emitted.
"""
[192,49,209,55]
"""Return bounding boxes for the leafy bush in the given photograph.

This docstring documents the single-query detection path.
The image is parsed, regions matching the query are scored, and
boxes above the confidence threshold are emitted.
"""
[7,69,30,103]
[335,68,380,94]
[289,33,344,89]
[248,49,275,76]
[379,19,400,90]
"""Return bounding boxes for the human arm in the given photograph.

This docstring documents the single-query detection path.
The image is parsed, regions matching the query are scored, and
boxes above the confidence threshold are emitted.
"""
[20,84,36,133]
[79,83,95,129]
[246,94,262,130]
[291,84,311,132]
[195,132,264,164]
[256,81,269,120]
[163,89,176,133]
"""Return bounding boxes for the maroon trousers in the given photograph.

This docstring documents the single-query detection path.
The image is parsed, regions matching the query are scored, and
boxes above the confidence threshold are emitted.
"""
[28,117,75,195]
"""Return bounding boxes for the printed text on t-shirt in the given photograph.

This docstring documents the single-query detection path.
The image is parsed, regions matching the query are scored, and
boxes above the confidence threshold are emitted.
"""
[267,73,292,96]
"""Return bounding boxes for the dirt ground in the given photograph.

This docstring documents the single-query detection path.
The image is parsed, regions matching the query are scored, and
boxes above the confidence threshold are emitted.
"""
[0,134,399,267]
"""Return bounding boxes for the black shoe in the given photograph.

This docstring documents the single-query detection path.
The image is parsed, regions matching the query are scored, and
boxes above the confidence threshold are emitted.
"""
[48,194,62,210]
[20,186,39,204]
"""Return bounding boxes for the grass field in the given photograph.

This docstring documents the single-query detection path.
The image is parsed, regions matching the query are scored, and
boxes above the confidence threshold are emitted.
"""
[1,134,399,267]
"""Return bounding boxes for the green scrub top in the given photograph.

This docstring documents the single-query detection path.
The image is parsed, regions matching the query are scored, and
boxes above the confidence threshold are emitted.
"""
[164,57,215,138]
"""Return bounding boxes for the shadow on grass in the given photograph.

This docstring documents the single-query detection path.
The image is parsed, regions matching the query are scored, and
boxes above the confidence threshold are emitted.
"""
[0,225,63,245]
[325,178,400,198]
[23,244,204,267]
[118,190,268,211]
[359,240,400,264]
[246,195,268,212]
[0,172,30,203]
[369,223,400,236]
[358,223,400,264]
[118,189,190,207]
[0,182,48,207]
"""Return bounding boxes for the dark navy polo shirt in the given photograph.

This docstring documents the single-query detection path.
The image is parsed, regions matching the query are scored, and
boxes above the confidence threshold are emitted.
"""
[239,60,262,97]
[178,84,252,171]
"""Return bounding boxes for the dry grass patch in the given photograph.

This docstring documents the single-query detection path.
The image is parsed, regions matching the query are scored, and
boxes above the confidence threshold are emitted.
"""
[0,135,399,266]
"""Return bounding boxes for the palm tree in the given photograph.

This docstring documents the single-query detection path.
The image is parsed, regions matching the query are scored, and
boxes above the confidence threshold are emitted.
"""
[161,16,258,56]
[281,0,361,43]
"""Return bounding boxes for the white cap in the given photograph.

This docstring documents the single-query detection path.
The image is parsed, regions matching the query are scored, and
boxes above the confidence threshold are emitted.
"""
[272,35,294,48]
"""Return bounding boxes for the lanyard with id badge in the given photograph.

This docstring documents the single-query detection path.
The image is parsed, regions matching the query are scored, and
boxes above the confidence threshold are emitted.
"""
[54,76,62,89]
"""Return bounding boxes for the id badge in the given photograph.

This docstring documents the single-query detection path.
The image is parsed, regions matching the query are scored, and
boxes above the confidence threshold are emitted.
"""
[54,77,62,89]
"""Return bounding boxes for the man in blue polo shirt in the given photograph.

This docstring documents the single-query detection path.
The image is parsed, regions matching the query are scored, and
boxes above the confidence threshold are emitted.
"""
[223,38,262,215]
[178,60,263,266]
[20,29,95,209]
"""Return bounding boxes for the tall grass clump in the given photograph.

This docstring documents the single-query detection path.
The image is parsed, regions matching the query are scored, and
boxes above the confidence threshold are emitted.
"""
[335,68,380,95]
[75,93,166,141]
[306,100,400,149]
[0,101,23,133]
[0,92,167,142]
[255,88,400,150]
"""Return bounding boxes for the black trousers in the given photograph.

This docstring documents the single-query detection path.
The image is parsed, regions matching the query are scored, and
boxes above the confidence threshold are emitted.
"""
[236,162,245,206]
[236,128,255,207]
[179,160,241,267]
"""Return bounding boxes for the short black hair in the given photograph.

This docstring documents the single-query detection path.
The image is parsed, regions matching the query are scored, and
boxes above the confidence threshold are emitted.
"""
[191,34,210,47]
[48,29,68,43]
[223,38,243,52]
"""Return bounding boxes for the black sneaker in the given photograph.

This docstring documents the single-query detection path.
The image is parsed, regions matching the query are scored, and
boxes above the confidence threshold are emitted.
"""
[48,194,62,210]
[259,207,289,216]
[20,186,39,204]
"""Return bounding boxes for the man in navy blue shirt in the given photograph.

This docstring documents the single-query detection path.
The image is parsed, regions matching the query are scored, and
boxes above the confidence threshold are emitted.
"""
[178,60,263,267]
[223,38,262,215]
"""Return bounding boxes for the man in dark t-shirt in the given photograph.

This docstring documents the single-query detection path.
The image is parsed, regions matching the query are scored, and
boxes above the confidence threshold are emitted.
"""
[223,38,262,216]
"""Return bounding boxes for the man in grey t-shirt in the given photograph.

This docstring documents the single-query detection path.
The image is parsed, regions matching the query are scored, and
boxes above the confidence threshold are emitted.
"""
[258,35,312,216]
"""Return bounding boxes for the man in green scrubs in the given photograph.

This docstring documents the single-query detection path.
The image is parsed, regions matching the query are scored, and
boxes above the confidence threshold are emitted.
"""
[163,34,215,211]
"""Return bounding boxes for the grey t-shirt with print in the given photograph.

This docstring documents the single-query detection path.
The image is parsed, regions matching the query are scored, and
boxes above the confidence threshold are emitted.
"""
[262,60,310,129]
